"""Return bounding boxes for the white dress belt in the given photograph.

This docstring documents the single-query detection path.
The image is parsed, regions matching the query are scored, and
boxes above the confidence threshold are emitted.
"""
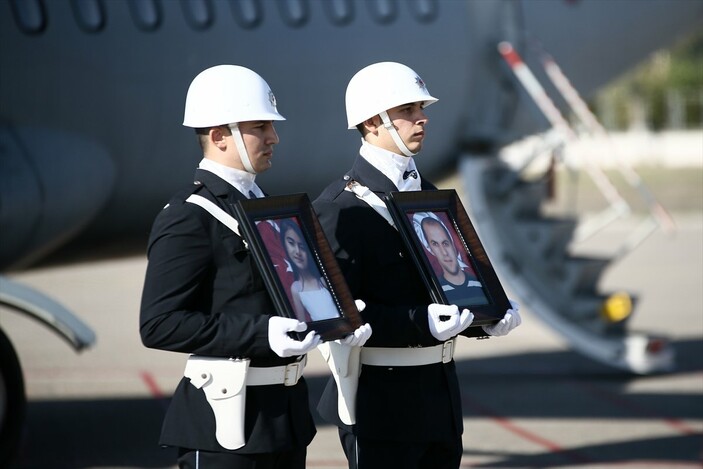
[183,354,307,450]
[247,355,307,386]
[360,338,456,367]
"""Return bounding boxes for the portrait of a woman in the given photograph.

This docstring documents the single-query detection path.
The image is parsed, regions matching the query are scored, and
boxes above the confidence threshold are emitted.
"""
[279,218,339,322]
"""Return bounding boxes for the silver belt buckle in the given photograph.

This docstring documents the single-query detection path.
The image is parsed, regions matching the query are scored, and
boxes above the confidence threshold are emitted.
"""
[441,339,455,364]
[283,356,306,386]
[283,362,299,386]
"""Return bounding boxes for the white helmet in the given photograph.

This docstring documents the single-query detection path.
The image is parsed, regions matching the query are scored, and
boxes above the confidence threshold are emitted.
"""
[183,64,285,128]
[345,62,438,129]
[183,65,284,174]
[345,62,437,156]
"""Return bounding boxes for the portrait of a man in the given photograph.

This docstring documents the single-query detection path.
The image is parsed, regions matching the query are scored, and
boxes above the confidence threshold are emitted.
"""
[412,211,489,307]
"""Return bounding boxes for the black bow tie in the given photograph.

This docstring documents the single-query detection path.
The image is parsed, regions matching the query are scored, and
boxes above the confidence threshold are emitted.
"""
[248,190,257,199]
[403,169,418,180]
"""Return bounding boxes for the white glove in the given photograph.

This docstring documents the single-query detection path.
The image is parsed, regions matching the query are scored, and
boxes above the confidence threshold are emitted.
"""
[268,316,321,358]
[482,300,522,337]
[340,300,372,347]
[427,304,474,342]
[341,323,372,347]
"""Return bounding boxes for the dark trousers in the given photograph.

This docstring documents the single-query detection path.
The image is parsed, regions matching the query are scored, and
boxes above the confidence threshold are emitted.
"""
[339,427,463,469]
[177,447,306,469]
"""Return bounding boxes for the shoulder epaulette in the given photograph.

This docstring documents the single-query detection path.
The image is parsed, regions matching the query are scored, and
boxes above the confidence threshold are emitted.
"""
[162,182,207,210]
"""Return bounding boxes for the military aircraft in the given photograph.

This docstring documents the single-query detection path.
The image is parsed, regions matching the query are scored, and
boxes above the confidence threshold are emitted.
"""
[1,0,701,463]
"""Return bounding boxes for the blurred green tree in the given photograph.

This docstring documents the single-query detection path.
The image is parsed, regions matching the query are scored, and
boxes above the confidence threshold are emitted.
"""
[594,31,703,130]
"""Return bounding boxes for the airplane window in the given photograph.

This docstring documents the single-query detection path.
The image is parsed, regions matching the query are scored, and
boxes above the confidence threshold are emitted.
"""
[127,0,161,32]
[10,0,46,35]
[230,0,263,30]
[408,0,438,23]
[71,0,106,33]
[181,0,214,30]
[277,0,309,28]
[366,0,397,25]
[322,0,354,26]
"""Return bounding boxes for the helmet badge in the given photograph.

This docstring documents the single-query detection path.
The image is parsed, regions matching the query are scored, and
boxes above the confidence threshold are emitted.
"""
[415,76,426,90]
[268,90,277,108]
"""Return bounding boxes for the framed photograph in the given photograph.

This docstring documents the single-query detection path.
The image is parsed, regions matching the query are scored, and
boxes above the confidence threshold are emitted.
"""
[235,193,362,341]
[385,189,510,329]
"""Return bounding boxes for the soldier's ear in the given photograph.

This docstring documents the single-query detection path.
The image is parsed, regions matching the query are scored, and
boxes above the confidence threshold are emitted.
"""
[362,115,381,136]
[210,126,228,148]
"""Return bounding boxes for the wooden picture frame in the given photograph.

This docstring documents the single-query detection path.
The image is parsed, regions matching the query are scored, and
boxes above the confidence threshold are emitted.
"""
[385,189,509,329]
[235,193,362,341]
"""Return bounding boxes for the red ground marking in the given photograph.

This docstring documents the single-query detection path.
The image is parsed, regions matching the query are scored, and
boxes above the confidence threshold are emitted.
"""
[462,395,592,465]
[572,379,701,436]
[140,370,165,399]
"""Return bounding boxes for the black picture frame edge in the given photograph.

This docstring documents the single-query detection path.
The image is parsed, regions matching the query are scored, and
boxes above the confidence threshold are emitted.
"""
[234,193,362,342]
[385,189,510,328]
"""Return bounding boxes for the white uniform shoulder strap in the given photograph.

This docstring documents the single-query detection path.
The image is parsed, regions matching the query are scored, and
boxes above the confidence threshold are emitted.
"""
[186,194,248,248]
[344,180,396,229]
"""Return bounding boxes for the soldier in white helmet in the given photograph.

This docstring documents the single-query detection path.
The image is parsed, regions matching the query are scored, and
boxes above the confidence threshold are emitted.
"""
[313,62,521,468]
[140,65,371,469]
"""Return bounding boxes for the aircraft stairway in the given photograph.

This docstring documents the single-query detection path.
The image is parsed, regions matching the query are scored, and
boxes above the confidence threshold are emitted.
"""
[460,155,674,374]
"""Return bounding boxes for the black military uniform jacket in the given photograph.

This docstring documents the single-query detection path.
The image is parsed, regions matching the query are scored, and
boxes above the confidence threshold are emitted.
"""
[313,155,466,442]
[140,169,315,453]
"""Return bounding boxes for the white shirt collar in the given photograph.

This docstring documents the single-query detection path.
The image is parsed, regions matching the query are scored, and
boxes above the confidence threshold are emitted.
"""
[358,140,422,192]
[198,158,263,198]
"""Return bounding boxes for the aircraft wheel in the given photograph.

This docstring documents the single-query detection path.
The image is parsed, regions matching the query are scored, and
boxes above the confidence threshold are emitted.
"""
[0,327,25,467]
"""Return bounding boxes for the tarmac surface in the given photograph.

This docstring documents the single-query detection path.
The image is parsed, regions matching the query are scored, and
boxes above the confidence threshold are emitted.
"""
[1,208,701,468]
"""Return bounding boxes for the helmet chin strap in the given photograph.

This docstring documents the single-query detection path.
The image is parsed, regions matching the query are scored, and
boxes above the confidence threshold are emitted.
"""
[379,111,416,157]
[229,123,257,174]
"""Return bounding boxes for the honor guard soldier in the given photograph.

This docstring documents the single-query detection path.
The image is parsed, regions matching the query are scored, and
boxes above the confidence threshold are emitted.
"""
[312,62,522,469]
[140,65,371,469]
